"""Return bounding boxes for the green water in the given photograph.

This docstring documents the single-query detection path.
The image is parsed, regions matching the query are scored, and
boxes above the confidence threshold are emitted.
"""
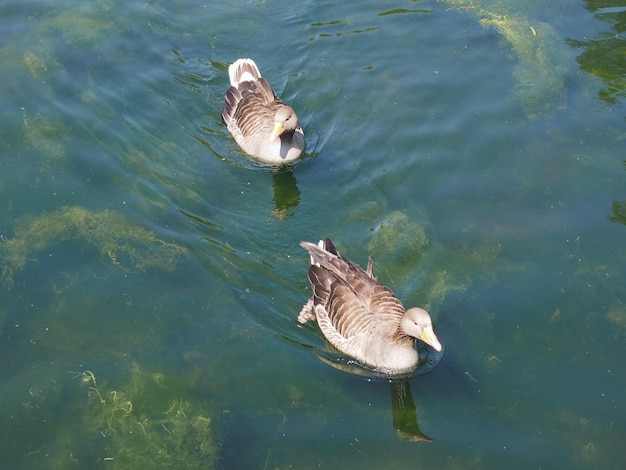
[1,0,625,468]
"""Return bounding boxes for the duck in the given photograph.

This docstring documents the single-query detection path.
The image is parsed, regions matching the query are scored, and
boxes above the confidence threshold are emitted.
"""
[298,238,442,375]
[221,58,304,164]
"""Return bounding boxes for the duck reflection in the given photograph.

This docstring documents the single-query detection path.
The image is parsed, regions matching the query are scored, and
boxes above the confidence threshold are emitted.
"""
[311,348,439,442]
[390,379,432,442]
[271,166,300,220]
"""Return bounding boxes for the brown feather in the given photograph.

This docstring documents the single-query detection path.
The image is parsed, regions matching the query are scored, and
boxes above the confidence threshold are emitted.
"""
[299,238,441,374]
[221,58,304,164]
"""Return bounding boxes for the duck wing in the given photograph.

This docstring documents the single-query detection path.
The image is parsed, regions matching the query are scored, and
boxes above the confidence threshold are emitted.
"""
[222,58,303,163]
[222,80,282,138]
[300,239,405,339]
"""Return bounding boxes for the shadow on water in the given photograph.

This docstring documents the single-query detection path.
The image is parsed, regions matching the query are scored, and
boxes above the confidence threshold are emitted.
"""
[315,348,443,442]
[271,166,301,220]
[289,318,445,442]
[390,380,433,442]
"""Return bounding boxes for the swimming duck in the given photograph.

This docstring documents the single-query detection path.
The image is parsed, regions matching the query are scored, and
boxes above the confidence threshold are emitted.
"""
[298,238,442,375]
[221,58,304,164]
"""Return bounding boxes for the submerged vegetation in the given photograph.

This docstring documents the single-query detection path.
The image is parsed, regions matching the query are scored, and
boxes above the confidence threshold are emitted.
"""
[1,206,186,285]
[443,1,570,118]
[368,211,430,263]
[367,210,431,286]
[21,111,69,165]
[0,0,624,468]
[568,2,626,106]
[479,12,569,117]
[13,364,220,469]
[78,365,218,469]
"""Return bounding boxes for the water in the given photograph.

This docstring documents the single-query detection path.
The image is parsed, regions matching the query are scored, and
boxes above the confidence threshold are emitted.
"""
[1,0,625,468]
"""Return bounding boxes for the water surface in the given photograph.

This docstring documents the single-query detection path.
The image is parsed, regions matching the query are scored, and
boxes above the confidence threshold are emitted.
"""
[1,0,625,468]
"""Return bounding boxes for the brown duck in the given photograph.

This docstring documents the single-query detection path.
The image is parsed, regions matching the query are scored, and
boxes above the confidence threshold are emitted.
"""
[299,238,442,375]
[222,58,304,164]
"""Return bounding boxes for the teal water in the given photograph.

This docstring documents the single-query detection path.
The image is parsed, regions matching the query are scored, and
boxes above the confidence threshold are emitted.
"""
[1,0,625,468]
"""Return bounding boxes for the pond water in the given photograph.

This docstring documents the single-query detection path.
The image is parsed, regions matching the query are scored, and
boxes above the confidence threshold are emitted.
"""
[1,0,625,468]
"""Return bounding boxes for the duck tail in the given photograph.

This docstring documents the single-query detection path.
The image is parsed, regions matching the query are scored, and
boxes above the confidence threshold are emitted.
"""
[318,238,339,256]
[228,58,262,86]
[300,238,341,267]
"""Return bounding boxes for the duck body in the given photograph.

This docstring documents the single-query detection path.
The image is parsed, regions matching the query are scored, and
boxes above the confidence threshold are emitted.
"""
[299,238,442,375]
[221,58,304,164]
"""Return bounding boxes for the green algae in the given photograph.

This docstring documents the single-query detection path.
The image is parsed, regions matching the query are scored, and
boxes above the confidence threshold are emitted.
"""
[21,111,69,166]
[608,199,626,225]
[1,206,186,285]
[367,210,431,285]
[41,8,116,47]
[443,1,570,118]
[349,208,471,311]
[25,364,220,469]
[22,51,52,82]
[479,11,568,118]
[568,5,626,106]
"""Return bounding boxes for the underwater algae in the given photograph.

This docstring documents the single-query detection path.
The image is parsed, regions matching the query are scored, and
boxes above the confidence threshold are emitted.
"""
[1,206,186,285]
[25,364,220,469]
[368,211,430,262]
[443,1,569,118]
[367,210,431,286]
[21,111,70,166]
[608,199,626,225]
[22,51,59,84]
[479,11,569,118]
[366,210,474,311]
[567,1,626,106]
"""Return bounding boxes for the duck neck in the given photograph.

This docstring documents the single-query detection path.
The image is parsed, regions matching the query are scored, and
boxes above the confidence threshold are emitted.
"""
[391,327,414,345]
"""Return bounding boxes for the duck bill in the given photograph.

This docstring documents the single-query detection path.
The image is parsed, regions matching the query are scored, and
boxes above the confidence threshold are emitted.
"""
[269,122,283,141]
[421,326,442,352]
